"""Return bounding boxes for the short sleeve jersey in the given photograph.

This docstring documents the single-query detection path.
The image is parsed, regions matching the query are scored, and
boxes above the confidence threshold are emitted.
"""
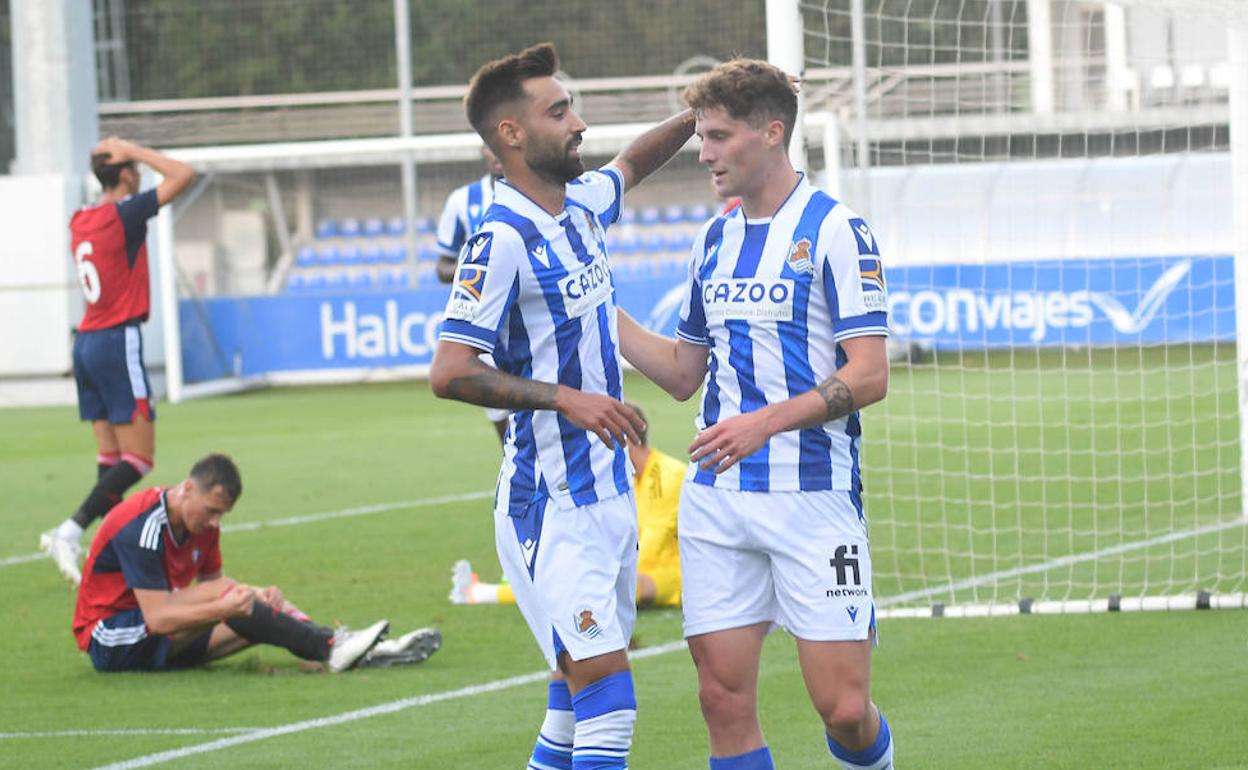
[71,189,160,331]
[676,174,889,493]
[438,166,631,514]
[435,175,497,259]
[72,486,222,650]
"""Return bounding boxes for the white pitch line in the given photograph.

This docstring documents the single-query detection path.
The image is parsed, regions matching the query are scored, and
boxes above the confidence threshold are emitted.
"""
[87,640,689,770]
[0,728,258,739]
[2,490,493,569]
[878,517,1248,607]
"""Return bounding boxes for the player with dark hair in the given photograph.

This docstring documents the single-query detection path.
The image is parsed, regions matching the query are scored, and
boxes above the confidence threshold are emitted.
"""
[41,137,195,586]
[72,453,440,673]
[435,144,510,442]
[430,42,695,770]
[618,58,895,770]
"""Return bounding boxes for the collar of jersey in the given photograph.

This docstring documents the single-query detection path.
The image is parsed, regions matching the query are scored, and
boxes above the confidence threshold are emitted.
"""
[493,178,572,224]
[741,171,808,226]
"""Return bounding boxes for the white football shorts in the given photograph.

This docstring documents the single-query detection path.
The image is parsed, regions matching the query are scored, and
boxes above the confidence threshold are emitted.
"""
[679,482,876,641]
[495,490,638,670]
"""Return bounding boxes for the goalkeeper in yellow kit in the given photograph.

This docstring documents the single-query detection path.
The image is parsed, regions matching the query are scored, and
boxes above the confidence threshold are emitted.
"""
[450,404,684,608]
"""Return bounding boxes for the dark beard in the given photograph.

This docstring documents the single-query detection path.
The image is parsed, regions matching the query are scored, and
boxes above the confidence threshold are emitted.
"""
[528,139,584,185]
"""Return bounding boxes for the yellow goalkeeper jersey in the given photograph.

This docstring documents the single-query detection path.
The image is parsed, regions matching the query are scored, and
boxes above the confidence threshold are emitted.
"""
[635,447,685,608]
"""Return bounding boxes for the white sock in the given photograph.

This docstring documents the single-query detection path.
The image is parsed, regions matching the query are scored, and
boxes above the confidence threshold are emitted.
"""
[56,519,84,542]
[469,583,501,603]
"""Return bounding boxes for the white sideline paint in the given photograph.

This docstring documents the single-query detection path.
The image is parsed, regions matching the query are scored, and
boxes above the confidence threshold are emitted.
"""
[0,728,257,739]
[879,517,1248,607]
[3,490,494,568]
[87,640,689,770]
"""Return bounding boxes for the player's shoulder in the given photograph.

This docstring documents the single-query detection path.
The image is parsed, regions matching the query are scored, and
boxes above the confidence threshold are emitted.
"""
[461,220,526,263]
[103,488,167,542]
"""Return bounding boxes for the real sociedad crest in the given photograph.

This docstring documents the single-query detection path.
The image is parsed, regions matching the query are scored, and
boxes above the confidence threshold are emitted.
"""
[787,238,813,274]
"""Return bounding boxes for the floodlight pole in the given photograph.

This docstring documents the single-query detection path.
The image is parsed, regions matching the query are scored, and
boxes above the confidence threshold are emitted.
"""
[765,0,807,173]
[394,0,419,274]
[1229,20,1248,520]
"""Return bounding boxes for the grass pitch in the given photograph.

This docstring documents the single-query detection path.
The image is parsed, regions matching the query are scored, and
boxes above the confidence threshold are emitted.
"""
[2,360,1245,768]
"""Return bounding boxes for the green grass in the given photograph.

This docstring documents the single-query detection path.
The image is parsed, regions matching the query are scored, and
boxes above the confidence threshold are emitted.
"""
[2,359,1246,768]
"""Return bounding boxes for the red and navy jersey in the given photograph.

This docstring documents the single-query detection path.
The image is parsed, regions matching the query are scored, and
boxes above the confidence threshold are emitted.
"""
[71,189,160,332]
[73,486,222,650]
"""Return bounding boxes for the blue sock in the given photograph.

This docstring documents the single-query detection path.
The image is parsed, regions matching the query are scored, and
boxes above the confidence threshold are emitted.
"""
[570,671,636,769]
[710,745,775,769]
[529,680,574,770]
[827,711,893,770]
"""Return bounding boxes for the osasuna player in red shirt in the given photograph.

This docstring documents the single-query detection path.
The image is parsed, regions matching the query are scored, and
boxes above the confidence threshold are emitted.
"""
[74,453,441,673]
[41,137,194,586]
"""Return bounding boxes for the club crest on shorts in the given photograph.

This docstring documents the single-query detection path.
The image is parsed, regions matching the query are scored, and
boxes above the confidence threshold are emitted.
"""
[786,238,813,274]
[574,609,602,639]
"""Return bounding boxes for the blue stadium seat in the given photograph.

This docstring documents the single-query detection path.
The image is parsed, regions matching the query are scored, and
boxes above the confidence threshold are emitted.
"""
[361,245,384,265]
[362,217,385,237]
[619,207,637,226]
[295,246,317,267]
[285,274,304,293]
[386,216,406,236]
[303,274,326,291]
[686,203,713,222]
[339,246,362,265]
[391,270,411,288]
[316,246,339,266]
[638,207,662,227]
[315,218,337,239]
[665,233,695,252]
[350,272,374,290]
[417,246,440,263]
[384,245,407,264]
[640,234,666,254]
[415,216,435,235]
[324,271,348,291]
[663,205,685,224]
[417,268,441,287]
[611,235,640,256]
[338,218,361,237]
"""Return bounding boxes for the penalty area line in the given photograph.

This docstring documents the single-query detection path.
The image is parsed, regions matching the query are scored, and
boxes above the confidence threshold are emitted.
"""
[87,640,689,770]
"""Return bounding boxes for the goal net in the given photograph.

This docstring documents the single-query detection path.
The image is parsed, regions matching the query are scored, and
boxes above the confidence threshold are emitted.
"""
[799,0,1247,613]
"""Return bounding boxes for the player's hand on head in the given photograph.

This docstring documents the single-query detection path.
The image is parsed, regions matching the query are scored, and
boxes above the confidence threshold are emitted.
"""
[689,410,772,474]
[555,387,645,449]
[94,136,137,165]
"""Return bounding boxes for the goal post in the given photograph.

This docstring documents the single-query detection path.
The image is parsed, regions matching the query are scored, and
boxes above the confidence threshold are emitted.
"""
[790,0,1248,614]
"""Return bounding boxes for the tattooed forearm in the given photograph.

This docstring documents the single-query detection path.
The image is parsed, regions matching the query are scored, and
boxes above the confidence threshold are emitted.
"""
[444,360,558,411]
[816,375,855,422]
[616,110,696,185]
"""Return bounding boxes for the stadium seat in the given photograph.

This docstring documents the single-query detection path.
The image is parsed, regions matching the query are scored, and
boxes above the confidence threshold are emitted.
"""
[314,218,337,239]
[302,274,326,291]
[338,218,361,237]
[663,205,685,224]
[665,233,695,253]
[362,217,385,237]
[350,272,374,290]
[285,274,304,293]
[417,246,440,263]
[612,235,640,255]
[638,206,662,226]
[324,271,348,291]
[361,245,384,265]
[417,268,441,287]
[391,270,411,288]
[339,246,362,265]
[386,216,406,236]
[415,216,435,235]
[640,234,666,254]
[295,246,317,267]
[384,245,407,264]
[685,203,712,222]
[618,207,637,226]
[316,246,339,266]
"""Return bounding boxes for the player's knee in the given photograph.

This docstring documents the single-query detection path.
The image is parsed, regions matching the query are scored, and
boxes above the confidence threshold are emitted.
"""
[121,451,154,477]
[816,693,872,735]
[696,677,755,727]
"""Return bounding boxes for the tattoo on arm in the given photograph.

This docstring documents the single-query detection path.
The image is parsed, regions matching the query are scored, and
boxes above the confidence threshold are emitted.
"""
[444,357,558,411]
[816,376,855,422]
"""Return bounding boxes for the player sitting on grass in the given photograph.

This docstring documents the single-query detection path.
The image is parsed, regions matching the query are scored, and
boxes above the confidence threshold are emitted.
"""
[72,453,440,672]
[451,403,684,609]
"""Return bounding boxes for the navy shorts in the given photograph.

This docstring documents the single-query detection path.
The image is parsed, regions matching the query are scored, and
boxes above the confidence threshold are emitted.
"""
[87,608,210,673]
[73,324,156,425]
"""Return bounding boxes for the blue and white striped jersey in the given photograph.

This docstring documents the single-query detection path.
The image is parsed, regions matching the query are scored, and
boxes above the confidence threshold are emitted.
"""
[676,174,889,493]
[435,174,497,258]
[439,166,631,513]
